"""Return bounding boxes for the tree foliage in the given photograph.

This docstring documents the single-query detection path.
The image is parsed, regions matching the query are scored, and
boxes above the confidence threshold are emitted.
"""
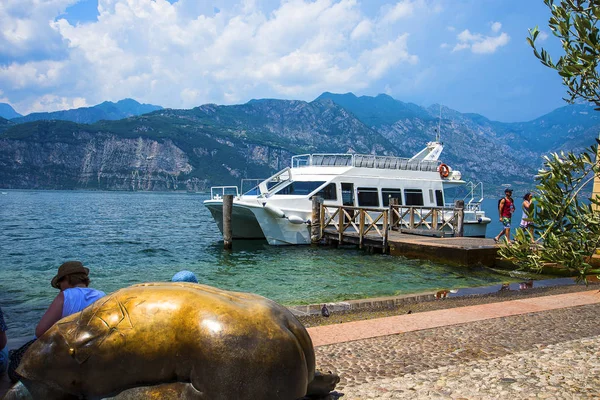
[504,0,600,279]
[498,141,600,279]
[528,0,600,107]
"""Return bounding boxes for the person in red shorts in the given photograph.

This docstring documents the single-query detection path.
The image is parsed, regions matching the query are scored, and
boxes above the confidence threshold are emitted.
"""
[494,188,515,243]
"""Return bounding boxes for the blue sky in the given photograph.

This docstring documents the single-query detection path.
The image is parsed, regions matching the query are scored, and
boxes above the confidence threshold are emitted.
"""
[0,0,568,122]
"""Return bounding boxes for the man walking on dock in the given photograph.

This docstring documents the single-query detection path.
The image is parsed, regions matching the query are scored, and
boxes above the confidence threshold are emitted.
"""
[494,188,515,243]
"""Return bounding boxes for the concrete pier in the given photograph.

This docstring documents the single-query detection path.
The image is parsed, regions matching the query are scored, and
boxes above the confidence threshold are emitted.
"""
[387,233,497,266]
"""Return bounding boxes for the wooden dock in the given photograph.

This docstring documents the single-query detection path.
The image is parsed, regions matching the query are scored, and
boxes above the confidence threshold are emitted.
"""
[317,201,498,267]
[321,228,497,267]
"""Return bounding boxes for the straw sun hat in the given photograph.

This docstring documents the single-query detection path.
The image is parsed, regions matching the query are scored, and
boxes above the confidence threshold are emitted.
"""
[51,261,89,289]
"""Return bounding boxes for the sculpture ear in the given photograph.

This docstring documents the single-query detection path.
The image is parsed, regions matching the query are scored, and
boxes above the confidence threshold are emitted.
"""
[56,319,95,364]
[56,295,138,365]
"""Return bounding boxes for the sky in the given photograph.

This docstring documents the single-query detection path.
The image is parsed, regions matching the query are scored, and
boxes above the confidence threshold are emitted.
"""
[0,0,570,122]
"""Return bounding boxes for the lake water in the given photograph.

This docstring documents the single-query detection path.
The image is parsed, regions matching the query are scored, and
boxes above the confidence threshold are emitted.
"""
[0,190,531,339]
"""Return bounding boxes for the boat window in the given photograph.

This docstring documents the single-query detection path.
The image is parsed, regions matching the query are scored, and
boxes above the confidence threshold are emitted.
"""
[357,187,379,207]
[274,181,326,196]
[244,180,281,195]
[429,189,434,204]
[382,188,402,207]
[435,190,444,207]
[341,183,354,206]
[404,189,424,206]
[314,183,337,201]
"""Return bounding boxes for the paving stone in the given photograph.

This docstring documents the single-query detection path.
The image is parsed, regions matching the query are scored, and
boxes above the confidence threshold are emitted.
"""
[314,303,600,399]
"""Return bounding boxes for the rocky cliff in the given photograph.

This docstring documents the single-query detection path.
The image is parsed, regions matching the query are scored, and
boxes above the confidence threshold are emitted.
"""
[0,94,597,195]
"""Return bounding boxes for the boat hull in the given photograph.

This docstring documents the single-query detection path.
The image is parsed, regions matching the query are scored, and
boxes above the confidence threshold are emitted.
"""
[462,220,489,238]
[205,200,311,245]
[205,202,266,239]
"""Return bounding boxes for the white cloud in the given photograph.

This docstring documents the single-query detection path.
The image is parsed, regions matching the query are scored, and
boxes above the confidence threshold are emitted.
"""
[472,33,509,54]
[452,26,510,54]
[360,34,418,79]
[381,0,415,24]
[28,94,88,113]
[491,21,502,33]
[0,0,78,61]
[440,42,448,49]
[351,19,373,40]
[180,88,200,105]
[452,42,469,52]
[1,0,424,114]
[538,31,549,42]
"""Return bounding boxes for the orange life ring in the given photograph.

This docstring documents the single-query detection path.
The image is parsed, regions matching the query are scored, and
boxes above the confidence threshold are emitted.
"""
[438,163,450,178]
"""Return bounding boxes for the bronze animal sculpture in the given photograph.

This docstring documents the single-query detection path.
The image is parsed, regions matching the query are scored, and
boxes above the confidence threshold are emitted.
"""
[3,282,339,400]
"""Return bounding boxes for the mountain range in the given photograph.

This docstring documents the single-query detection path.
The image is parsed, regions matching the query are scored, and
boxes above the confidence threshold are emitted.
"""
[0,93,597,196]
[0,103,22,119]
[1,99,162,124]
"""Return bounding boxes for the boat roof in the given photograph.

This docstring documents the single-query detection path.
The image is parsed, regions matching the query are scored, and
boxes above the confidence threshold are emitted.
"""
[291,153,440,173]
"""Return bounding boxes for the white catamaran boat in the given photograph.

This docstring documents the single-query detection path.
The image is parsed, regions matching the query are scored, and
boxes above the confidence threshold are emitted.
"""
[204,140,491,245]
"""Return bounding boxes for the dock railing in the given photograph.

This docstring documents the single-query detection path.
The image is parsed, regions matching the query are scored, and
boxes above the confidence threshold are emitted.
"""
[321,205,389,249]
[319,201,465,249]
[388,205,457,233]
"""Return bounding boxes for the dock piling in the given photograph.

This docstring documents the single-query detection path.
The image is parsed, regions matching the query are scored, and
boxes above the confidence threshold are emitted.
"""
[359,210,365,249]
[455,200,464,237]
[389,198,399,231]
[223,194,233,249]
[311,196,323,243]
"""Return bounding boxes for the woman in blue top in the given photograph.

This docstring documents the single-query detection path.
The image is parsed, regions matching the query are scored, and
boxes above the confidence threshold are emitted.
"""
[35,261,105,338]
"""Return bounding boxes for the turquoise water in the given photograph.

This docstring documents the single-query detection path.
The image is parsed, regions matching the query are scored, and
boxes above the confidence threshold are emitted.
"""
[1,190,515,339]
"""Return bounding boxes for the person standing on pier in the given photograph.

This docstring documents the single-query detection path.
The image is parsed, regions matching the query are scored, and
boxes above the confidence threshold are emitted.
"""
[519,192,534,242]
[494,188,515,243]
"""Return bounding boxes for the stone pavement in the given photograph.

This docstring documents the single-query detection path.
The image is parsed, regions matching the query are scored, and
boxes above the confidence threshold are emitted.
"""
[307,290,599,346]
[310,290,600,399]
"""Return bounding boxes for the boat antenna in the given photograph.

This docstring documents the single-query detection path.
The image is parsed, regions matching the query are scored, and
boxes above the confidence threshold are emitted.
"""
[436,104,441,143]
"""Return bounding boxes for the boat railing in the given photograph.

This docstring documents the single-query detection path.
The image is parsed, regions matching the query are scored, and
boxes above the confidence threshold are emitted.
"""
[444,182,485,211]
[241,179,264,196]
[291,153,441,172]
[464,181,484,211]
[210,186,239,200]
[257,167,291,197]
